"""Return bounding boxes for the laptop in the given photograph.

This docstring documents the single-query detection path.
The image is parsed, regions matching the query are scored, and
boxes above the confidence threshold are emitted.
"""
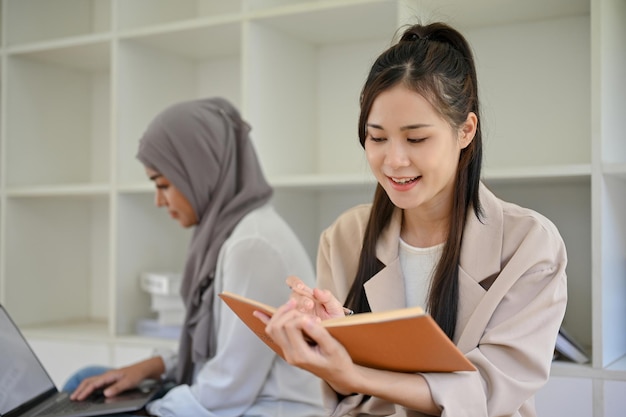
[0,304,164,417]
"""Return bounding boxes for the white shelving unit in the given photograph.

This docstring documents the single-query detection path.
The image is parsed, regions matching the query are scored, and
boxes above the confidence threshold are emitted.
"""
[0,0,623,414]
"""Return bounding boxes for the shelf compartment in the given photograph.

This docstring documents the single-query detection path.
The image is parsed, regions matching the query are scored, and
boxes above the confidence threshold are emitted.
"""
[273,187,375,260]
[595,174,626,367]
[245,3,591,179]
[469,15,591,170]
[116,21,242,184]
[4,0,111,46]
[596,0,626,166]
[5,41,111,187]
[114,193,192,335]
[116,0,243,31]
[118,20,242,59]
[3,195,110,328]
[248,0,399,44]
[486,180,592,352]
[244,0,399,179]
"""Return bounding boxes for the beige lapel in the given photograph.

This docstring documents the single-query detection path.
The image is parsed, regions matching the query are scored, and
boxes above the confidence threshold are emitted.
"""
[455,184,506,350]
[364,207,406,311]
[360,184,507,351]
[458,183,503,283]
[364,260,406,311]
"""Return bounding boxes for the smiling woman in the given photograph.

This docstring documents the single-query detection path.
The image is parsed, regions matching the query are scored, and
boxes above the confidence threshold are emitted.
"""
[260,21,568,417]
[364,84,476,244]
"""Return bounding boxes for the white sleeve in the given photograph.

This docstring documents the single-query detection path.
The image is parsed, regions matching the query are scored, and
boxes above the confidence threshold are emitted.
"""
[146,237,295,417]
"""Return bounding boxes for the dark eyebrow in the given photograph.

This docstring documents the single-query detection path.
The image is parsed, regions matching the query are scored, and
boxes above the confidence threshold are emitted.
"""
[149,174,163,181]
[366,123,432,131]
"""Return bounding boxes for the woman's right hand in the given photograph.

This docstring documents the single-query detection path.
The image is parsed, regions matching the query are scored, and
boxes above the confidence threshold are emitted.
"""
[286,275,345,320]
[254,297,360,396]
[69,357,164,401]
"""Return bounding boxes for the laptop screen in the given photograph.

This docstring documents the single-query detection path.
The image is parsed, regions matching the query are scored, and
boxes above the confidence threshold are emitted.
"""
[0,305,56,415]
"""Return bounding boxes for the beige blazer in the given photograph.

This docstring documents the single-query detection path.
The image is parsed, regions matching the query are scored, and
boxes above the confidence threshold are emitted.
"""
[317,183,567,417]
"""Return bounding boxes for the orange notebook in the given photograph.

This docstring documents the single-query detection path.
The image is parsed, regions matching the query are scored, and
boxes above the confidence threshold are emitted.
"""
[219,291,475,373]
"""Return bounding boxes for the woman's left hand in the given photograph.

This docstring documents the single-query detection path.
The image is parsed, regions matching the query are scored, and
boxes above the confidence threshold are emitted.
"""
[254,298,358,395]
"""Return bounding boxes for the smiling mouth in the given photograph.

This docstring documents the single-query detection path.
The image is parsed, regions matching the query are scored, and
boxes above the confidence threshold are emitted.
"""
[391,176,420,185]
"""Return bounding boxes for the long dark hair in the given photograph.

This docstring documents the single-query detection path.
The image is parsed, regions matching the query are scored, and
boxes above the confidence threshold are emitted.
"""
[344,22,484,340]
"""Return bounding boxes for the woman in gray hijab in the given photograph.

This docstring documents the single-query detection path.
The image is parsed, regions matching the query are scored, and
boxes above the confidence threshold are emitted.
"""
[65,97,324,417]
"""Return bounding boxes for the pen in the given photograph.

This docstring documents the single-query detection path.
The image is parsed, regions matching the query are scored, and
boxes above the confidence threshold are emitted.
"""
[288,284,354,316]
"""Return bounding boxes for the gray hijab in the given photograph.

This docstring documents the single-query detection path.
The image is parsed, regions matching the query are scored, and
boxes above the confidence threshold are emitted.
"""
[136,97,273,384]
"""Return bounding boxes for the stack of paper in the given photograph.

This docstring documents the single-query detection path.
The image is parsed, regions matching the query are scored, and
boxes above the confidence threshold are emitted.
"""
[136,272,184,339]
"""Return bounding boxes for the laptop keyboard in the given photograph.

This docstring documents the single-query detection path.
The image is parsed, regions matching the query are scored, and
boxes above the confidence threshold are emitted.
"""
[40,399,93,414]
[35,392,104,416]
